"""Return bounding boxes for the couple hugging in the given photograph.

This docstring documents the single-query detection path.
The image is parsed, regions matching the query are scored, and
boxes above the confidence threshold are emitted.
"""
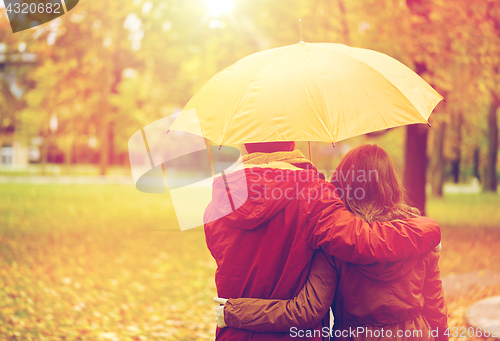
[203,141,448,340]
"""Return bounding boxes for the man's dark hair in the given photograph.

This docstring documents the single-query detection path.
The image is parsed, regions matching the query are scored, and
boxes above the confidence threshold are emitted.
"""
[245,141,295,154]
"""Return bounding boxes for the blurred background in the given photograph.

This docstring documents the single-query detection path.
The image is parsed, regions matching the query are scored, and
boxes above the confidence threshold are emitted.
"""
[1,0,499,340]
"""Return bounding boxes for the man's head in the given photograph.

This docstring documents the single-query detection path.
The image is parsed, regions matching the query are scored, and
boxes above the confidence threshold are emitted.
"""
[244,141,295,154]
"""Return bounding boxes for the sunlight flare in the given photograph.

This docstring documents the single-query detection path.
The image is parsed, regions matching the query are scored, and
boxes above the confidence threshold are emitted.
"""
[205,0,236,18]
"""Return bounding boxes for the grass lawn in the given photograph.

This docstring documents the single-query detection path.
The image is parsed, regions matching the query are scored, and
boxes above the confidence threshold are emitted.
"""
[427,192,500,231]
[1,184,500,340]
[427,193,500,276]
[0,184,216,340]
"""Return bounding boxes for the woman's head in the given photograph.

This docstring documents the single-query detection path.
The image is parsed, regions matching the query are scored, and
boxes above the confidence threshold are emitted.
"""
[330,144,419,222]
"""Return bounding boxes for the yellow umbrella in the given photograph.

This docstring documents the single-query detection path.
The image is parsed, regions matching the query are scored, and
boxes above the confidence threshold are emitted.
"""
[170,42,443,146]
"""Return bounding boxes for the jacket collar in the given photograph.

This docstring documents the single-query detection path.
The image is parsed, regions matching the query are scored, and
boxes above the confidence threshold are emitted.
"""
[242,150,318,172]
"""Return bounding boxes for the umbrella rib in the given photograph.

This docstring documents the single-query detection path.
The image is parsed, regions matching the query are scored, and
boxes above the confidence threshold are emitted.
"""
[300,44,335,142]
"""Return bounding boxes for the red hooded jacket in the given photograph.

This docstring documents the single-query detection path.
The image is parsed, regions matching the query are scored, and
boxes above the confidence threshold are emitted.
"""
[204,151,441,341]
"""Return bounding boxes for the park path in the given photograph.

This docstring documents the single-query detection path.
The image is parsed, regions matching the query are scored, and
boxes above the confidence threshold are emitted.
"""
[0,176,491,191]
[0,175,133,185]
[443,271,500,338]
[442,270,500,299]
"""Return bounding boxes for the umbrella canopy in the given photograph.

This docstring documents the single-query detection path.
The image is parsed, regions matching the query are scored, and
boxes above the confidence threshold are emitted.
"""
[170,43,443,145]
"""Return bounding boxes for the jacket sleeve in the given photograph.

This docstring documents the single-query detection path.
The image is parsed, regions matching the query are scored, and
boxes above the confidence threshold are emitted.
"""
[304,181,441,264]
[223,251,337,332]
[422,251,449,341]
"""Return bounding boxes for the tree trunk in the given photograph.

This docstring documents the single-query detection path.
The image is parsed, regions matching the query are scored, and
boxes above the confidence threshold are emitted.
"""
[64,129,74,167]
[63,137,74,176]
[100,115,110,176]
[108,121,114,166]
[451,158,460,183]
[402,54,433,214]
[473,147,480,180]
[40,138,50,175]
[99,67,121,176]
[404,124,429,214]
[450,111,462,183]
[484,97,499,192]
[99,70,112,176]
[336,0,350,44]
[429,121,446,197]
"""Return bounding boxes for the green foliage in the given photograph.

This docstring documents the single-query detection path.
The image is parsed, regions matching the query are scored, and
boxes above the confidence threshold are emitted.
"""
[427,192,500,230]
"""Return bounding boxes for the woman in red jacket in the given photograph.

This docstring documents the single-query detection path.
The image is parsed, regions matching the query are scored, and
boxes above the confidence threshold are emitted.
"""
[215,144,448,340]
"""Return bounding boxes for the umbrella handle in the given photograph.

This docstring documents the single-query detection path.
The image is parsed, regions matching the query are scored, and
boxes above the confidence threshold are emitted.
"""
[308,141,312,162]
[205,139,215,176]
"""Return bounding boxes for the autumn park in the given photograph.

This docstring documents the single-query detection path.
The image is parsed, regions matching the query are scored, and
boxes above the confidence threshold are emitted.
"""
[1,0,500,340]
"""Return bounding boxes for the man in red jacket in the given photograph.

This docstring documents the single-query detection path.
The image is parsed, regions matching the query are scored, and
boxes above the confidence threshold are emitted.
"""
[204,141,440,341]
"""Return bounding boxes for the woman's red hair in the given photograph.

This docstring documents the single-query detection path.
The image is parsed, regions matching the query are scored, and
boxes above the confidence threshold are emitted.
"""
[331,144,420,223]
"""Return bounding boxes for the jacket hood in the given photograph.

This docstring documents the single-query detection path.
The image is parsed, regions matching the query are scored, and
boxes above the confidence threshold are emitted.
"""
[352,255,421,281]
[204,151,324,231]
